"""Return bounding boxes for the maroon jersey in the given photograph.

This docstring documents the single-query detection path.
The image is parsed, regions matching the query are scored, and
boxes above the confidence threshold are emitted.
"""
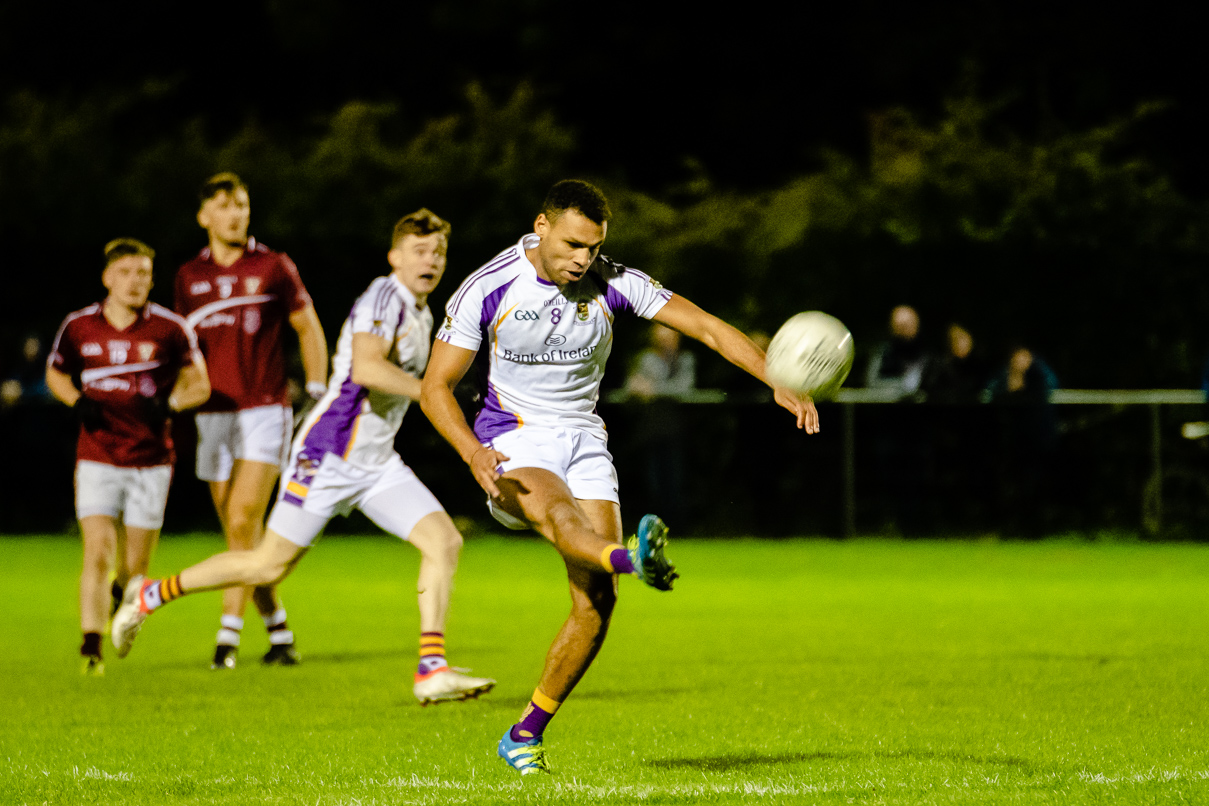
[174,237,312,412]
[49,302,201,468]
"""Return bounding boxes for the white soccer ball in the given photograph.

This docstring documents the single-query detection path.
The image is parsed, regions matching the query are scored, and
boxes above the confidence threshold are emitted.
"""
[764,311,854,401]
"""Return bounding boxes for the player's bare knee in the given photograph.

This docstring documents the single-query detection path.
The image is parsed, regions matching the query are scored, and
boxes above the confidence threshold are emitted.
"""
[571,580,616,624]
[247,557,288,587]
[83,548,112,575]
[224,511,259,546]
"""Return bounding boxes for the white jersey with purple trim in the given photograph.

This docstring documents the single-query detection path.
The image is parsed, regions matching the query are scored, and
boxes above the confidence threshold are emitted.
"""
[291,274,432,471]
[438,233,672,442]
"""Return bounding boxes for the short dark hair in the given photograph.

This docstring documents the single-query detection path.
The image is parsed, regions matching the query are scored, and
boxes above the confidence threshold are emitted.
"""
[391,208,451,248]
[199,172,248,205]
[541,179,612,224]
[103,238,155,267]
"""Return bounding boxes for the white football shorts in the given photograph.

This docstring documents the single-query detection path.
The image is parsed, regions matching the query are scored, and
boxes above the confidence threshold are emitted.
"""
[75,460,173,530]
[267,452,444,547]
[195,405,292,482]
[486,426,619,530]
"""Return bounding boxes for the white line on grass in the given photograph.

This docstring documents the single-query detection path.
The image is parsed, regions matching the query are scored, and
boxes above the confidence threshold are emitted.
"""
[74,766,134,782]
[1079,768,1209,785]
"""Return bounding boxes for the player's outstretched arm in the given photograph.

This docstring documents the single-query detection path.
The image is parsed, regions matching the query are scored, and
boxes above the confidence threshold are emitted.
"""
[653,294,819,433]
[351,332,422,399]
[289,304,329,395]
[420,340,510,497]
[170,354,210,411]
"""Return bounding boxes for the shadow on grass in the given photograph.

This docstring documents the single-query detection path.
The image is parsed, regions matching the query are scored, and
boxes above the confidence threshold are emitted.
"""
[649,749,1031,772]
[296,648,412,664]
[573,688,699,701]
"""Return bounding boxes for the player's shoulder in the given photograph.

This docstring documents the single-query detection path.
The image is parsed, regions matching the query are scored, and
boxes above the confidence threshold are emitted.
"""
[447,245,527,310]
[593,254,645,281]
[590,255,664,294]
[355,275,405,309]
[242,237,287,266]
[466,242,529,289]
[57,301,101,331]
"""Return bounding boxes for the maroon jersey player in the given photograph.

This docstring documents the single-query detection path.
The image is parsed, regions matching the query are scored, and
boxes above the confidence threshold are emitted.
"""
[46,238,210,676]
[175,173,329,669]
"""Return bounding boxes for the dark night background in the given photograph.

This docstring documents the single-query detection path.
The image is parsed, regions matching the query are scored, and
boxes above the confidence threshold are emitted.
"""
[2,1,1209,534]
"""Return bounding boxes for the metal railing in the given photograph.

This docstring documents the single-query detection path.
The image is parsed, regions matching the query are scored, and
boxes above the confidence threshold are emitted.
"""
[606,388,1209,536]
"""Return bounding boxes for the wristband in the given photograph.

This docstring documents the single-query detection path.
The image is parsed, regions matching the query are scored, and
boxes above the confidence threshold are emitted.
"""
[306,381,327,400]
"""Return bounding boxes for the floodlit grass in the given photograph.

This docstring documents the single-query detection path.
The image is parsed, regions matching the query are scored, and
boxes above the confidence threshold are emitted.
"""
[2,534,1208,804]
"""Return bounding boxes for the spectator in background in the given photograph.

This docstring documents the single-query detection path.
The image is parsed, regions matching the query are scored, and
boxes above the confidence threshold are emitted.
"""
[625,323,696,529]
[866,305,933,532]
[985,345,1060,535]
[923,323,993,531]
[923,323,989,404]
[1,333,53,408]
[865,305,929,400]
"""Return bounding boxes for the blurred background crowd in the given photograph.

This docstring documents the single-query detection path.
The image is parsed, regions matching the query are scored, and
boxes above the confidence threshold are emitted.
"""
[4,0,1209,537]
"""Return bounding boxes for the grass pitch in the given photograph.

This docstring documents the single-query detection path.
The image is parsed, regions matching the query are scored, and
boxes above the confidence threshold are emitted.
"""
[2,534,1208,805]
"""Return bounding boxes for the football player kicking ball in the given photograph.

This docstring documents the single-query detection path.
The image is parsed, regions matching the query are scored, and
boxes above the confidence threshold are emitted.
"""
[114,210,495,704]
[46,239,210,676]
[176,173,329,669]
[420,180,819,774]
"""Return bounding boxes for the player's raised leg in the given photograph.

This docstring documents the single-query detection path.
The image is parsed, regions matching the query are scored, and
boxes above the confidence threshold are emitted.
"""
[494,467,676,589]
[359,485,495,705]
[111,530,306,659]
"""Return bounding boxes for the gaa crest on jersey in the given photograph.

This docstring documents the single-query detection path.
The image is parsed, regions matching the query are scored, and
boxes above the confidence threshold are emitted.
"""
[216,276,236,299]
[108,340,130,364]
[190,281,212,295]
[443,316,454,331]
[81,342,102,357]
[138,342,155,361]
[245,277,261,295]
[576,302,591,321]
[648,277,664,290]
[243,308,261,334]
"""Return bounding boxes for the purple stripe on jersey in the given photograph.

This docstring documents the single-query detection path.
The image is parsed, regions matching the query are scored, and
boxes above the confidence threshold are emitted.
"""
[604,283,636,316]
[299,377,368,459]
[282,491,304,507]
[369,283,384,320]
[473,382,522,441]
[449,251,519,314]
[535,274,556,287]
[480,277,518,328]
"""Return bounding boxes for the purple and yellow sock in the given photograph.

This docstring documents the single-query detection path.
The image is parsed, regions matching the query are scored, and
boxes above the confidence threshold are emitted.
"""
[418,631,447,675]
[509,687,561,742]
[139,574,185,612]
[601,543,635,576]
